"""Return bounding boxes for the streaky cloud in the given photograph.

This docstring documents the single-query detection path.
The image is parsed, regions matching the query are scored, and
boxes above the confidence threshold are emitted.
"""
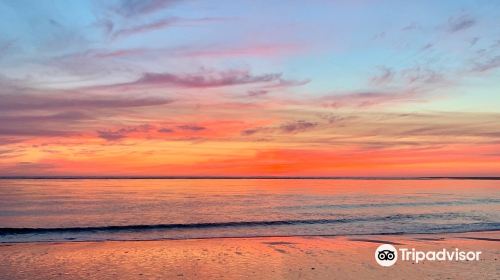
[472,56,500,72]
[370,67,394,85]
[322,91,421,108]
[242,120,318,136]
[98,124,153,141]
[123,69,282,88]
[248,90,268,97]
[112,17,226,39]
[177,125,206,131]
[0,93,173,111]
[446,14,476,33]
[114,0,182,17]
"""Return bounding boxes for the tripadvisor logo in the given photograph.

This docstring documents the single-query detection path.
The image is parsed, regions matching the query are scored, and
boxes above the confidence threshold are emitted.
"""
[375,244,482,267]
[375,244,397,267]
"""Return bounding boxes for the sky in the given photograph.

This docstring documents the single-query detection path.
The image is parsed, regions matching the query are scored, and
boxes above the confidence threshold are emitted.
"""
[0,0,499,176]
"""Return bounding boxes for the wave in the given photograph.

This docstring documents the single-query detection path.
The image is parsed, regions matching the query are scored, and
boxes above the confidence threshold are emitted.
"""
[2,213,499,235]
[280,198,500,210]
[0,218,366,235]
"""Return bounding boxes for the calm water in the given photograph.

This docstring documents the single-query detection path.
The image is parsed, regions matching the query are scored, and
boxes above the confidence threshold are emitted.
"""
[0,179,499,242]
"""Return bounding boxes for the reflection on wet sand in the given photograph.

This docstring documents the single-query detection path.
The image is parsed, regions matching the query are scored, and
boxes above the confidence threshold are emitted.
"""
[1,231,498,280]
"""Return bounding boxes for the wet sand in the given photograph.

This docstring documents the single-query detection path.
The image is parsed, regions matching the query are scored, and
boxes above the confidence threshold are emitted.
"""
[1,231,498,280]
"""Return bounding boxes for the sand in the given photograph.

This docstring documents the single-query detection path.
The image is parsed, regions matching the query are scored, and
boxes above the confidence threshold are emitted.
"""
[0,231,498,280]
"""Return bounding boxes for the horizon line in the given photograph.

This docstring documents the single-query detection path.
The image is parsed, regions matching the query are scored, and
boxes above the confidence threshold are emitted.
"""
[0,176,499,180]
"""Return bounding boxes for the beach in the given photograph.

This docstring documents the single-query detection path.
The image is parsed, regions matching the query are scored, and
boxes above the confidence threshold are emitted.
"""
[1,231,498,280]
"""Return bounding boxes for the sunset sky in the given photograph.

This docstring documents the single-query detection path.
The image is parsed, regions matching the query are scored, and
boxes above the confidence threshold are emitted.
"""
[0,0,499,176]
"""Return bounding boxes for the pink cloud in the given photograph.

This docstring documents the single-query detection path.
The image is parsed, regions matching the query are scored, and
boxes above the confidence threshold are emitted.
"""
[182,44,306,58]
[92,48,148,58]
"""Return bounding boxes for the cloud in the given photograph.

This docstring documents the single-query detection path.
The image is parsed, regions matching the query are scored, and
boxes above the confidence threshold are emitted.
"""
[97,124,153,141]
[99,2,229,42]
[242,120,318,136]
[96,18,115,36]
[318,114,355,124]
[0,149,20,159]
[46,47,149,77]
[420,43,433,51]
[181,43,305,58]
[263,78,310,89]
[401,22,419,31]
[0,40,15,59]
[97,121,244,141]
[0,111,91,137]
[369,66,445,89]
[113,17,227,39]
[472,56,500,72]
[0,111,89,123]
[0,93,173,111]
[123,69,282,88]
[241,112,500,149]
[158,127,174,133]
[248,90,268,97]
[90,48,147,58]
[97,131,127,141]
[114,0,182,17]
[402,124,500,138]
[402,67,444,85]
[469,37,479,46]
[280,120,318,133]
[0,138,23,146]
[346,112,500,144]
[371,31,386,41]
[0,82,174,139]
[446,15,476,33]
[112,18,178,38]
[371,67,394,85]
[0,127,70,137]
[0,162,57,175]
[177,125,206,131]
[322,91,420,108]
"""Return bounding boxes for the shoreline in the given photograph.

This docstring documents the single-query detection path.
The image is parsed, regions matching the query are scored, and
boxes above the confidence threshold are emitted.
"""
[1,231,498,280]
[2,229,500,244]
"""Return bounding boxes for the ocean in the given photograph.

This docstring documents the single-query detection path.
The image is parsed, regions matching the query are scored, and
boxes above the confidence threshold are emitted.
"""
[0,179,498,243]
